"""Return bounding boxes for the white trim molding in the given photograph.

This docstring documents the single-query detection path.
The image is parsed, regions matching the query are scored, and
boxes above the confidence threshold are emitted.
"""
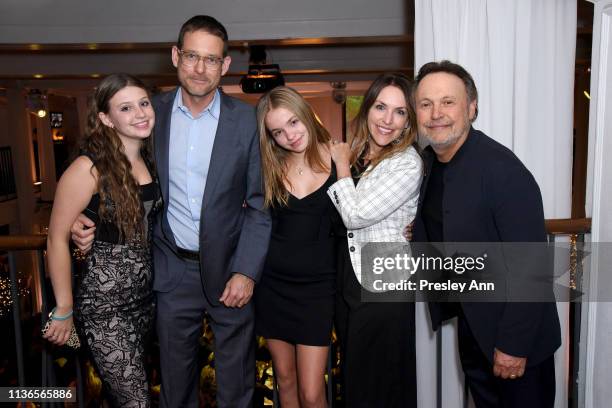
[585,1,612,407]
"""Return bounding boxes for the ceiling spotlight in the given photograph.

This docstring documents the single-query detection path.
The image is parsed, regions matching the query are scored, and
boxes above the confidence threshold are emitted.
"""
[240,45,285,94]
[36,109,47,118]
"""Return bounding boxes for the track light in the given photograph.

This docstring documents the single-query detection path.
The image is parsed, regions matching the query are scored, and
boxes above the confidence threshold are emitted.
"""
[240,45,285,94]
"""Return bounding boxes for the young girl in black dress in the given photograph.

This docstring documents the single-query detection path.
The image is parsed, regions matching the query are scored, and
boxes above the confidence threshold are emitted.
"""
[44,73,159,407]
[255,86,341,408]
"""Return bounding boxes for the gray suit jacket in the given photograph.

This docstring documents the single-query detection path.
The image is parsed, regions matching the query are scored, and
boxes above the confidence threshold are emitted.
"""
[151,88,271,305]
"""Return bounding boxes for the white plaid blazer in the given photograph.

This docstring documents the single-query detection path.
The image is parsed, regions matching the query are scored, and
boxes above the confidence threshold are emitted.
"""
[327,146,423,283]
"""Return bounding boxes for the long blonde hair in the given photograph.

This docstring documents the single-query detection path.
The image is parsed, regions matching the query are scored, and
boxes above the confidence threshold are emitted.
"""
[256,86,331,208]
[349,72,417,171]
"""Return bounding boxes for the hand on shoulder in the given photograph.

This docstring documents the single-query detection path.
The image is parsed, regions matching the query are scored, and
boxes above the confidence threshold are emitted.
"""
[330,140,352,178]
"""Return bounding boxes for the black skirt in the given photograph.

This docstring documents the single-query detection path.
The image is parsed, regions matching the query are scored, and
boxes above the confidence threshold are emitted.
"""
[335,240,417,407]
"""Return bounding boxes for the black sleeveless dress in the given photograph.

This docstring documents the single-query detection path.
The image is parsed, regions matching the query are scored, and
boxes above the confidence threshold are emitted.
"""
[255,172,343,346]
[74,178,161,407]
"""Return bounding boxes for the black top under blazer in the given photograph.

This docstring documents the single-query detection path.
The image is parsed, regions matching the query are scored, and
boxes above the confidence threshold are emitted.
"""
[413,127,561,366]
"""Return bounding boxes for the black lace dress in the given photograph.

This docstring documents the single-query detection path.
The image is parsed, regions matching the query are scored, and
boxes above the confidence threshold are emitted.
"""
[74,181,161,407]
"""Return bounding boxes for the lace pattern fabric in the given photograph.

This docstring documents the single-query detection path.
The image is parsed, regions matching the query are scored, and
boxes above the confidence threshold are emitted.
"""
[73,181,161,407]
[75,240,155,407]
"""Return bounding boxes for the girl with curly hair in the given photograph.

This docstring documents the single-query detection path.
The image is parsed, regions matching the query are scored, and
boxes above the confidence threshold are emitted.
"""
[44,73,160,407]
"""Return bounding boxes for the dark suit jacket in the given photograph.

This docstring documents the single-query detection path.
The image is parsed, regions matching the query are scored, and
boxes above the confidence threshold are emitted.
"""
[151,88,271,305]
[413,127,561,366]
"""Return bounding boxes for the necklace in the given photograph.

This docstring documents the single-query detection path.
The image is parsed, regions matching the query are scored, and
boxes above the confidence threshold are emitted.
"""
[288,159,307,176]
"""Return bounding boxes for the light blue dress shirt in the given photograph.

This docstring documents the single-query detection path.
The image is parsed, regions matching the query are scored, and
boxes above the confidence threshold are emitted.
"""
[167,88,220,250]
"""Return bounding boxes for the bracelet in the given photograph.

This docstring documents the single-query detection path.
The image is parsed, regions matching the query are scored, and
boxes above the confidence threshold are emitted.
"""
[50,307,73,321]
[72,247,87,262]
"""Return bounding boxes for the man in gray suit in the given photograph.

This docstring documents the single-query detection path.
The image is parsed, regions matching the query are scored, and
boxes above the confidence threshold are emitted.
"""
[72,15,271,408]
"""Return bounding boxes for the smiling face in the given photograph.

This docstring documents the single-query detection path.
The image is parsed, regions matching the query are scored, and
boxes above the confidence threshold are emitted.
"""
[366,85,410,155]
[265,106,309,154]
[171,30,231,110]
[414,72,477,161]
[98,85,154,142]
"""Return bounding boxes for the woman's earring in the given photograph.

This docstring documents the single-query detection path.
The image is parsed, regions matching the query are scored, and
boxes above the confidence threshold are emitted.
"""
[392,127,408,145]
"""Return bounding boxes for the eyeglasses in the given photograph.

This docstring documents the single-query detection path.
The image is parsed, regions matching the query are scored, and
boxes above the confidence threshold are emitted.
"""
[178,50,224,69]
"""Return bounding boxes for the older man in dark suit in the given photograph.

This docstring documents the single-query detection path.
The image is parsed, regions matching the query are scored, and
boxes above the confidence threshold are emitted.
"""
[412,60,560,408]
[73,15,271,408]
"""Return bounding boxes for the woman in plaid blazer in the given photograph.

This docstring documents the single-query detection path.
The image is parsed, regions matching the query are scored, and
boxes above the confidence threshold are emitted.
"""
[328,72,423,407]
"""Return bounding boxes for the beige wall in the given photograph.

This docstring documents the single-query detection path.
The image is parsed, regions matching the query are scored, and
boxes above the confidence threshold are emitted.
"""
[225,81,371,141]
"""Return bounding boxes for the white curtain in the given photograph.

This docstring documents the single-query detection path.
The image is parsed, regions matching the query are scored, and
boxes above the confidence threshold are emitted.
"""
[413,1,576,407]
